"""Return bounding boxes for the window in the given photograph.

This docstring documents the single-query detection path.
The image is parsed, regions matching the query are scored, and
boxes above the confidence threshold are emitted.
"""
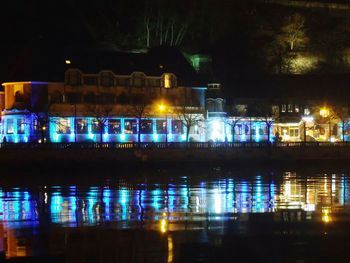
[50,90,63,104]
[244,124,249,135]
[164,74,171,88]
[132,72,145,87]
[108,119,121,134]
[295,105,299,113]
[259,128,264,136]
[156,120,167,134]
[17,119,25,134]
[140,120,153,134]
[288,104,293,113]
[124,119,137,134]
[91,119,101,134]
[281,104,287,113]
[172,120,183,134]
[100,72,114,87]
[66,70,81,86]
[7,119,14,134]
[235,124,242,135]
[304,108,310,115]
[56,118,71,134]
[289,128,299,137]
[77,119,88,134]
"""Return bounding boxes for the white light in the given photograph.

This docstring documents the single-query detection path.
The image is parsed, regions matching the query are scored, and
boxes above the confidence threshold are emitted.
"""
[302,116,314,122]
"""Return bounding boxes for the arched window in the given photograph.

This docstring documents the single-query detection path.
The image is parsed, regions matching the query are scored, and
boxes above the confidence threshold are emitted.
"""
[65,69,82,86]
[100,71,114,87]
[131,72,146,87]
[162,73,176,89]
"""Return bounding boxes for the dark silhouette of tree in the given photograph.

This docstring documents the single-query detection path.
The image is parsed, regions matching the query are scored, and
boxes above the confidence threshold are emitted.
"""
[175,106,203,142]
[127,95,151,146]
[86,104,113,144]
[225,105,247,142]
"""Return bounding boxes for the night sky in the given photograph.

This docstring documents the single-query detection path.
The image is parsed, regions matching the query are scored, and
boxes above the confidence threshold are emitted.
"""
[2,1,350,100]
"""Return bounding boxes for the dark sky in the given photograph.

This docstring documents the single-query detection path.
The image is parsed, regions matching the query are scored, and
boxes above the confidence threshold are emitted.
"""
[2,1,350,101]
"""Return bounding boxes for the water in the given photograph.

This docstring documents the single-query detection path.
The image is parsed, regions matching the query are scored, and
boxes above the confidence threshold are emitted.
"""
[1,169,350,262]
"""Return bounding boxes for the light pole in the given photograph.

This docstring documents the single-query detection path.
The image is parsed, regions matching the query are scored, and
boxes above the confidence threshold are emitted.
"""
[159,103,168,143]
[302,116,314,143]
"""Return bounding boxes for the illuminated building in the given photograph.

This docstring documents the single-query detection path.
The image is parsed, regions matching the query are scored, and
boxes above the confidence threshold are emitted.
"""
[1,48,350,144]
[0,48,209,143]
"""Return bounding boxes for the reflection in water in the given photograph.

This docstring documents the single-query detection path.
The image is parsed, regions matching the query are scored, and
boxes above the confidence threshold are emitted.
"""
[0,171,349,260]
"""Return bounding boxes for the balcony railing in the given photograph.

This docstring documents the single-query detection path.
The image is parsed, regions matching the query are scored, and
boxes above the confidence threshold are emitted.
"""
[1,141,350,150]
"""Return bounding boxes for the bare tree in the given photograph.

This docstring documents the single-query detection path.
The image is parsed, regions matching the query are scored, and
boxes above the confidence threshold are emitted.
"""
[86,104,113,144]
[127,95,150,146]
[28,103,52,143]
[225,106,246,142]
[278,13,308,51]
[330,106,349,142]
[247,102,277,143]
[175,106,203,142]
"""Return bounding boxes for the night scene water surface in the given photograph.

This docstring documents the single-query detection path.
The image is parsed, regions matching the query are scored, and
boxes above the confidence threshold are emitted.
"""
[1,168,350,263]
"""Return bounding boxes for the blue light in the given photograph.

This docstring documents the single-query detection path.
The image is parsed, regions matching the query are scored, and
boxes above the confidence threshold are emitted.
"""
[181,134,186,141]
[153,133,158,141]
[88,133,94,139]
[255,123,260,142]
[120,133,125,141]
[103,188,111,220]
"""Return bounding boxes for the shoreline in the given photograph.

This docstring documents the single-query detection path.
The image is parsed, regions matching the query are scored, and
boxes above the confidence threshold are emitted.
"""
[2,147,350,173]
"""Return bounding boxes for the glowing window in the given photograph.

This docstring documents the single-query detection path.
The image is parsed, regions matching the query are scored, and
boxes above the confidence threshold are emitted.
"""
[171,120,183,134]
[304,108,310,115]
[288,104,293,113]
[17,118,25,134]
[281,104,286,113]
[295,105,299,113]
[164,74,171,89]
[156,120,167,134]
[7,119,14,134]
[91,119,101,134]
[140,120,153,134]
[77,119,88,134]
[124,119,137,134]
[108,119,121,134]
[56,118,71,134]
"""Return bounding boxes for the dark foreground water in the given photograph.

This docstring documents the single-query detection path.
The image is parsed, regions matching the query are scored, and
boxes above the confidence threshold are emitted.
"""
[1,167,350,262]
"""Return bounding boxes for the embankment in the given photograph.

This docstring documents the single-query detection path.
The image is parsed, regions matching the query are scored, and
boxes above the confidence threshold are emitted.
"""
[1,145,350,172]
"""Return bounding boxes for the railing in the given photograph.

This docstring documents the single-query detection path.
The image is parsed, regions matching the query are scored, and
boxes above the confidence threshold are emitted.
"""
[1,141,350,150]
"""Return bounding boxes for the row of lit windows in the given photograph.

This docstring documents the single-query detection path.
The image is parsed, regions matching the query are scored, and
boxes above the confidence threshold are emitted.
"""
[281,104,310,115]
[234,124,268,135]
[6,119,25,134]
[66,70,175,88]
[55,118,184,135]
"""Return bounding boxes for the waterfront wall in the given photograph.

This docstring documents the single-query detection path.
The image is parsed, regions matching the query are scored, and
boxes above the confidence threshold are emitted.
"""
[1,145,350,170]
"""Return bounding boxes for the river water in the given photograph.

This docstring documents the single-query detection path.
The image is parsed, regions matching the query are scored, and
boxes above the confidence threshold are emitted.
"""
[1,168,350,262]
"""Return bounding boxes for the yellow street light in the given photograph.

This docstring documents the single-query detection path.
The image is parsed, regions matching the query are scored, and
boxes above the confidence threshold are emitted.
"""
[320,107,329,118]
[159,104,166,112]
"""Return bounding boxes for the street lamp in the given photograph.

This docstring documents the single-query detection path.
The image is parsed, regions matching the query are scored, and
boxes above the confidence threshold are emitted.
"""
[159,103,168,143]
